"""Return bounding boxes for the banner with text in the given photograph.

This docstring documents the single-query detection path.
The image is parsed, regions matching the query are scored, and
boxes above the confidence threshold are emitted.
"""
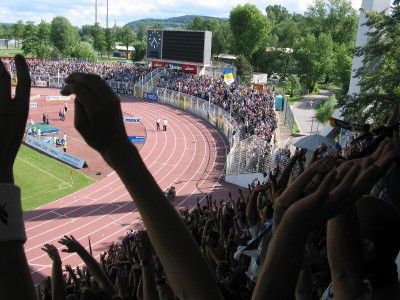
[24,136,85,168]
[45,95,71,101]
[123,117,141,123]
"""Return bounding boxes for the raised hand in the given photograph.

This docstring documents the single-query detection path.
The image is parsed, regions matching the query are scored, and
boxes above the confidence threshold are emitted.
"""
[60,73,128,156]
[41,243,62,264]
[135,231,153,263]
[0,55,31,183]
[58,235,85,254]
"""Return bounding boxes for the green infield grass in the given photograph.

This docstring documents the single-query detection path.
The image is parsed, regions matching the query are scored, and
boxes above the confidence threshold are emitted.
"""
[14,145,95,211]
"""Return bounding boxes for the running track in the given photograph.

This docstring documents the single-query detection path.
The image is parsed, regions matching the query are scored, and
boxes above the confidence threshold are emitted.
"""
[23,89,240,285]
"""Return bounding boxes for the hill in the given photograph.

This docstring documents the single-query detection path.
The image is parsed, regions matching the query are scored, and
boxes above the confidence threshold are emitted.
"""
[124,15,228,30]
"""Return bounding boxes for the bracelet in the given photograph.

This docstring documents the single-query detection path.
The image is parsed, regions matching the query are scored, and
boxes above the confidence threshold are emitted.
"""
[0,184,27,243]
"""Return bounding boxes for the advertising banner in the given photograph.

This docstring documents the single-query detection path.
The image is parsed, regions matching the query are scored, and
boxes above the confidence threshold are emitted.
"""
[128,136,146,144]
[24,136,85,168]
[152,61,165,69]
[182,64,197,74]
[123,117,141,123]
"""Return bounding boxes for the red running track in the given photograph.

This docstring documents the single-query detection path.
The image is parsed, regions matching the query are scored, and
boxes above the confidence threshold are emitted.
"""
[23,92,240,285]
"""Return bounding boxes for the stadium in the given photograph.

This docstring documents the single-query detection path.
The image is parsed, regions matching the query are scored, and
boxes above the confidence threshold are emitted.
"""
[1,0,400,299]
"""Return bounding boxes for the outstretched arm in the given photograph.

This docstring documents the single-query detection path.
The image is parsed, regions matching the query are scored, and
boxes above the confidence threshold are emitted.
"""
[0,55,37,300]
[59,235,118,298]
[60,73,224,300]
[41,244,67,300]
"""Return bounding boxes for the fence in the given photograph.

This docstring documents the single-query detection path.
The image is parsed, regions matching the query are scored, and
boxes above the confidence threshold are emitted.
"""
[283,98,295,132]
[25,67,283,177]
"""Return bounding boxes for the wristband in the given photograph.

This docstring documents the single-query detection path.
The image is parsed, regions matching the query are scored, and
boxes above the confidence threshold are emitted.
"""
[0,184,27,243]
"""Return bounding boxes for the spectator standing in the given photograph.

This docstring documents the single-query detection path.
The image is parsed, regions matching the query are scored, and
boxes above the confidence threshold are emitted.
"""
[46,115,50,125]
[64,102,68,113]
[37,128,41,140]
[163,118,168,131]
[63,140,67,152]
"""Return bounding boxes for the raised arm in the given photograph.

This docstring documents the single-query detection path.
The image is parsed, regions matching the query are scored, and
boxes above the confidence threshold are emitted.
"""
[327,140,396,299]
[41,244,67,300]
[0,55,37,300]
[58,235,118,298]
[272,155,336,234]
[60,73,224,300]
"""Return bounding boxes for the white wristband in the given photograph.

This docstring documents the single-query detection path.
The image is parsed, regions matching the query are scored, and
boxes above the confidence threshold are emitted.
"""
[0,184,27,243]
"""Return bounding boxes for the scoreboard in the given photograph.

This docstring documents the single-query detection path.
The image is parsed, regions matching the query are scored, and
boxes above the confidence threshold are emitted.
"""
[147,29,212,65]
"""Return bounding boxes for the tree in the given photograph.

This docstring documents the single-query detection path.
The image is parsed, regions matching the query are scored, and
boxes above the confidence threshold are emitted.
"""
[104,28,116,57]
[11,20,24,48]
[132,40,146,61]
[305,0,358,46]
[38,20,51,45]
[338,1,400,123]
[21,21,38,56]
[116,27,135,56]
[50,16,79,55]
[265,4,290,25]
[229,4,271,59]
[80,25,94,43]
[0,25,13,49]
[283,75,302,97]
[187,17,233,56]
[235,54,253,85]
[91,23,106,57]
[316,94,337,123]
[68,41,96,61]
[294,33,334,92]
[332,43,353,93]
[136,25,147,41]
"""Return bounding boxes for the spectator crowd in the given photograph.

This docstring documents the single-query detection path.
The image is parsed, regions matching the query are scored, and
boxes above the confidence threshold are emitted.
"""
[1,55,400,300]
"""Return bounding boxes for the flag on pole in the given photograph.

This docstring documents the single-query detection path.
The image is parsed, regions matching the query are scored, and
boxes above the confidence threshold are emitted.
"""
[223,68,235,85]
[70,169,73,177]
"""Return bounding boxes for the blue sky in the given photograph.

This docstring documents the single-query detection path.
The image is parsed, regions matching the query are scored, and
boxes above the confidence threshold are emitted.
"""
[1,0,362,28]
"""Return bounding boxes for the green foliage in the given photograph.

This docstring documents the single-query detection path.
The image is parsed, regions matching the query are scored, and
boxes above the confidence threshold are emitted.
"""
[11,20,24,48]
[305,0,358,46]
[91,24,106,56]
[15,145,95,211]
[235,54,253,85]
[339,2,400,123]
[229,4,271,59]
[294,33,334,92]
[316,93,337,123]
[67,41,96,61]
[283,75,302,97]
[132,40,146,61]
[104,28,116,57]
[21,21,38,56]
[50,16,79,55]
[187,17,232,56]
[116,27,135,53]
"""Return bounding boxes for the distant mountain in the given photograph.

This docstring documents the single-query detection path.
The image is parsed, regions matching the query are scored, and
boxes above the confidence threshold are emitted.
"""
[124,15,228,30]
